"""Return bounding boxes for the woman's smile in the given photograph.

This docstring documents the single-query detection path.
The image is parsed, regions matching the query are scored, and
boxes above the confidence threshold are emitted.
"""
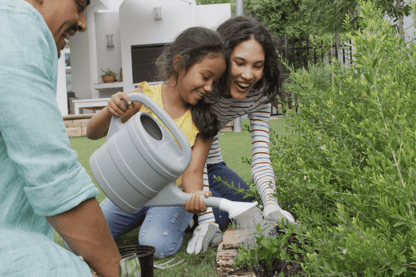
[227,38,265,100]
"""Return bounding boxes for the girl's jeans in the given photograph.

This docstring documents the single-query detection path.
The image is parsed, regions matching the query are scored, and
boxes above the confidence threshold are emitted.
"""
[99,199,192,259]
[65,161,253,257]
[208,161,255,230]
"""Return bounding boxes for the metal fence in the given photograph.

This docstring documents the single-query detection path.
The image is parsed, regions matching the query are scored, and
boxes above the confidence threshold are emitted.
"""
[271,35,353,115]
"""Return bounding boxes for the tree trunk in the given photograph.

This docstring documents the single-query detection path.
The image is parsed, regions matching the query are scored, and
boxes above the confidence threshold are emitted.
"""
[396,0,404,40]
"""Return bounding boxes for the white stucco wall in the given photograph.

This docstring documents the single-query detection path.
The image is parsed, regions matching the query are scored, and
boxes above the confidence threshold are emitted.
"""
[95,12,122,84]
[119,0,231,93]
[70,29,92,100]
[120,0,198,93]
[56,50,68,116]
[196,3,231,30]
[69,2,107,101]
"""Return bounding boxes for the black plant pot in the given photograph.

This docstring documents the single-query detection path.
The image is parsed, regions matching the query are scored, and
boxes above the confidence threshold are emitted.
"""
[119,245,156,277]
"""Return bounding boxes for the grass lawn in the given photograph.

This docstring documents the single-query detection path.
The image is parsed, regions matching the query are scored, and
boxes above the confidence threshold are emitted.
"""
[56,118,289,276]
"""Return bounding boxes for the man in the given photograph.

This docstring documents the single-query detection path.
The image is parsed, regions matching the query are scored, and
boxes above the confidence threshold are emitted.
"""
[0,0,122,276]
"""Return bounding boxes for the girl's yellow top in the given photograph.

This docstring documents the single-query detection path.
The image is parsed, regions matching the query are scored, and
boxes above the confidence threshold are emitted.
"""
[138,81,199,147]
[138,81,200,188]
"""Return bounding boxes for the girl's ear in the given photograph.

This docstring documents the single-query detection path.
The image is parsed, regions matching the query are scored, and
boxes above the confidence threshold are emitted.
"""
[173,55,184,73]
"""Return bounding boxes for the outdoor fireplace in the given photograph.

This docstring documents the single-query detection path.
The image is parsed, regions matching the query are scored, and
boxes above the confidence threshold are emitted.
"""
[131,43,168,84]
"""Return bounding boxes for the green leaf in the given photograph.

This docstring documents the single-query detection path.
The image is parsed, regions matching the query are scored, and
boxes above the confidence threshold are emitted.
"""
[255,223,262,232]
[364,73,374,85]
[372,57,379,69]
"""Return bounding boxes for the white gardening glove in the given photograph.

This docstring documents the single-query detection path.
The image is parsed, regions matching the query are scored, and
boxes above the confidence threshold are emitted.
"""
[263,204,295,225]
[186,223,222,254]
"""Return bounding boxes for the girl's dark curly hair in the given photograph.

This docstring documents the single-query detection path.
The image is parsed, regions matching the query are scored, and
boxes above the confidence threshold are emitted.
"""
[216,15,281,106]
[156,27,224,139]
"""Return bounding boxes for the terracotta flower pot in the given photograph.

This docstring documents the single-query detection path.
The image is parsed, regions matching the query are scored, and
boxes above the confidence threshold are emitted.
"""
[102,75,116,83]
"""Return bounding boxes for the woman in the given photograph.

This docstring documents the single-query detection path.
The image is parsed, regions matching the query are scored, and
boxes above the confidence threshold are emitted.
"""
[195,15,295,236]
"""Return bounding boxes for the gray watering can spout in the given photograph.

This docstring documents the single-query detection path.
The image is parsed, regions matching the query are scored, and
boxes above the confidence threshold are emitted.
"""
[144,182,258,219]
[90,92,258,218]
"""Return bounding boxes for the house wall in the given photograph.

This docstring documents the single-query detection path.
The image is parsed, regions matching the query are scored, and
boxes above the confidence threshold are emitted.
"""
[95,12,122,87]
[70,29,92,101]
[67,0,231,104]
[119,0,198,93]
[196,3,231,30]
[56,50,68,116]
[69,1,107,103]
[119,0,231,93]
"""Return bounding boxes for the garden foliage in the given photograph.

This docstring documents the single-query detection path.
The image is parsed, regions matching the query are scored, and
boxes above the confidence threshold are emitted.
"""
[235,1,416,275]
[244,0,410,37]
[302,0,410,34]
[243,0,311,38]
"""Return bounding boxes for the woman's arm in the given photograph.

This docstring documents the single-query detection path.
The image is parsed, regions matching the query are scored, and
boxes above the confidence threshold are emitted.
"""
[87,90,143,140]
[249,103,295,222]
[247,103,278,212]
[182,134,214,215]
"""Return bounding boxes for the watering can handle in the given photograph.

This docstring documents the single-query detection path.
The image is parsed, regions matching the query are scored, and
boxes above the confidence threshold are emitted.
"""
[106,93,192,164]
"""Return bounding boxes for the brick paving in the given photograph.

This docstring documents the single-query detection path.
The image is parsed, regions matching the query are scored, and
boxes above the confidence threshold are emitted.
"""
[216,228,256,276]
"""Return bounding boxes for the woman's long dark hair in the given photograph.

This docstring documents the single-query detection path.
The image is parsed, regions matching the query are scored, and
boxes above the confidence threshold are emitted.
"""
[216,15,281,106]
[156,27,224,139]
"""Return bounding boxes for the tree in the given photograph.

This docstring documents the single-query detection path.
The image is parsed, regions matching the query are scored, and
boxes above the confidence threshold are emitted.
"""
[244,0,311,38]
[302,0,410,34]
[244,0,411,37]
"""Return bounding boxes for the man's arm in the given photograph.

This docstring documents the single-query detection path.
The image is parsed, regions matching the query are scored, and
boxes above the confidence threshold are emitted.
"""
[46,198,121,277]
[0,11,120,276]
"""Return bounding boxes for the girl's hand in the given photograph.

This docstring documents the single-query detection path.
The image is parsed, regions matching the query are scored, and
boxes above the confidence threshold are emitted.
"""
[184,191,212,214]
[107,92,134,117]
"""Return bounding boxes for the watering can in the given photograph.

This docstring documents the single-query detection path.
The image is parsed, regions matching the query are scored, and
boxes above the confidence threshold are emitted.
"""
[89,93,257,218]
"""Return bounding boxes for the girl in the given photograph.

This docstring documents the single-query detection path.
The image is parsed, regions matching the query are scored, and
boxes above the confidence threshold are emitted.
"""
[86,27,226,259]
[195,15,295,240]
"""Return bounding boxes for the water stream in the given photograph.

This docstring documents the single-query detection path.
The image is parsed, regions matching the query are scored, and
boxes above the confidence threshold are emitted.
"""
[231,206,281,248]
[231,206,263,248]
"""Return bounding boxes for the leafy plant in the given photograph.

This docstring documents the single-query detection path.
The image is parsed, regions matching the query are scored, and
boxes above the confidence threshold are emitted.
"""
[234,1,416,275]
[212,175,260,204]
[101,68,117,76]
[234,223,279,271]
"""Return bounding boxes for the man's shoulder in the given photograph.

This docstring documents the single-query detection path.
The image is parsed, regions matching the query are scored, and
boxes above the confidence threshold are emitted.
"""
[0,0,40,19]
[0,0,46,38]
[0,0,56,64]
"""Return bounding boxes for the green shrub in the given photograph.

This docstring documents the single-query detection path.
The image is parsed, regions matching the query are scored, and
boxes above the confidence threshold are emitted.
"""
[235,1,416,275]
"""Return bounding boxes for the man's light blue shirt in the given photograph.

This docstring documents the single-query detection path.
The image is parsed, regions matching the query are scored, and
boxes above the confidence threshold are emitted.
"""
[0,1,99,275]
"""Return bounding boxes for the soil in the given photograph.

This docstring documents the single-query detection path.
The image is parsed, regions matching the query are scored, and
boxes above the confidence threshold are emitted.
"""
[252,259,304,277]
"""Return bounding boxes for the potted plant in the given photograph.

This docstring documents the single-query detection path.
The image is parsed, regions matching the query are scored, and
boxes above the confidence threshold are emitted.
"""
[101,68,118,83]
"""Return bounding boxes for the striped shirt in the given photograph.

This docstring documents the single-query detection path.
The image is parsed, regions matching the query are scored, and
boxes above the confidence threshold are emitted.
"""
[198,90,278,224]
